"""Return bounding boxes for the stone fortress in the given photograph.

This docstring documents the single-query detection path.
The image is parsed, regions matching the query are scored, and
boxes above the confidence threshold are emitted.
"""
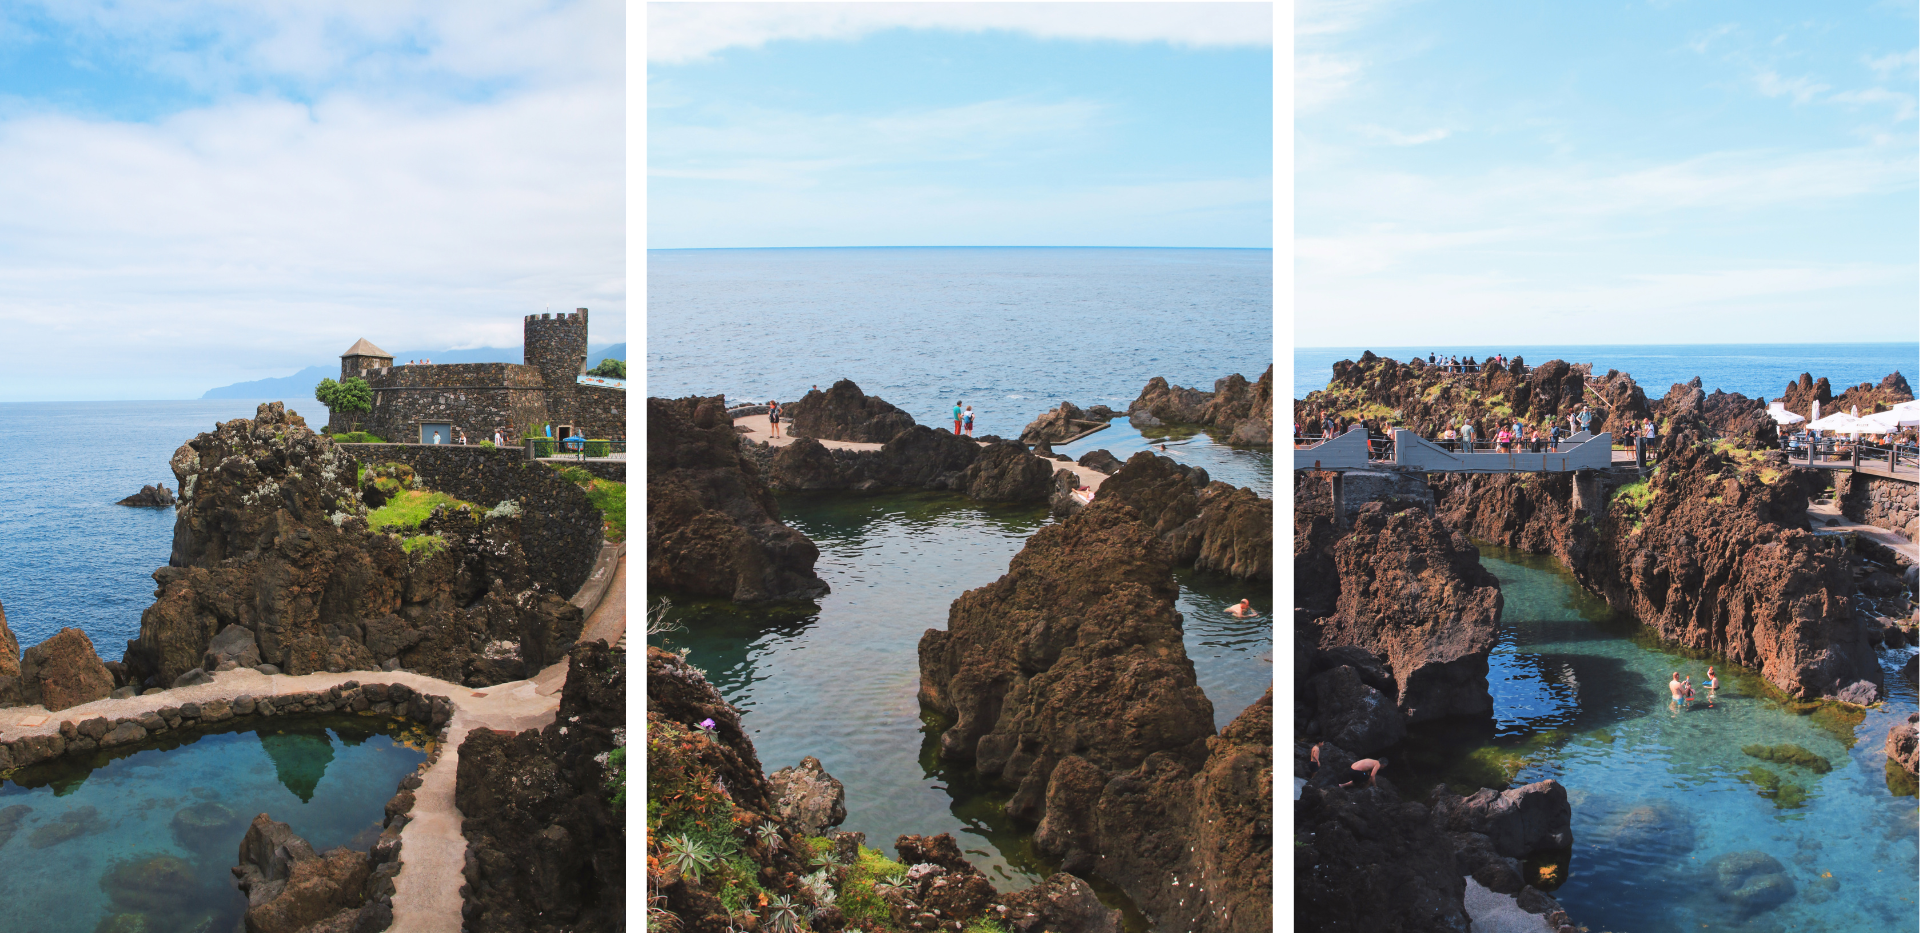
[332,308,625,444]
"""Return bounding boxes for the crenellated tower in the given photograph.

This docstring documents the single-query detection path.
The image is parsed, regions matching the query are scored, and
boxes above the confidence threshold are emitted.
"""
[524,308,590,390]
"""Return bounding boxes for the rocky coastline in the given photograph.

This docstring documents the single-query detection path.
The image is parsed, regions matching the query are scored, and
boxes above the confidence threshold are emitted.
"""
[1089,452,1272,580]
[1127,366,1275,446]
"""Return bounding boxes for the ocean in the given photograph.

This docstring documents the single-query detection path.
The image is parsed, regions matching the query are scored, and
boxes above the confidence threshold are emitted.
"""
[648,247,1276,431]
[0,399,277,656]
[1293,343,1920,404]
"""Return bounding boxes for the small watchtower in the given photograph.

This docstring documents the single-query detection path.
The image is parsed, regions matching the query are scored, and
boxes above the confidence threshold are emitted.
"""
[524,308,590,389]
[341,338,394,379]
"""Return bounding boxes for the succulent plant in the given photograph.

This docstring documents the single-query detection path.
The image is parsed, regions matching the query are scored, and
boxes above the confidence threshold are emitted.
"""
[754,821,783,850]
[662,833,715,883]
[766,895,804,933]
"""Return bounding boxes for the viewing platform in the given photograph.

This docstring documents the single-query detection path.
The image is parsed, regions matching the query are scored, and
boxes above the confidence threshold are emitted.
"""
[1293,426,1615,474]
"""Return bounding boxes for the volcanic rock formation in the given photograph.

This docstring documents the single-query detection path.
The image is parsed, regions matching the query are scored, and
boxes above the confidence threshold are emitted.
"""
[1889,712,1919,777]
[1302,499,1503,723]
[1128,366,1275,445]
[457,640,625,933]
[1295,353,1651,440]
[125,401,587,689]
[116,483,176,507]
[1776,371,1914,421]
[1433,435,1883,701]
[1020,401,1101,445]
[762,429,1054,502]
[1652,378,1777,448]
[1295,779,1473,932]
[648,394,829,602]
[18,627,115,712]
[0,599,18,707]
[1093,452,1272,580]
[919,498,1269,933]
[648,645,1127,933]
[782,379,917,443]
[232,813,373,933]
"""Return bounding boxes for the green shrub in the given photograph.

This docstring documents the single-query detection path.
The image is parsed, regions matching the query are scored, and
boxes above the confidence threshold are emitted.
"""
[314,376,372,415]
[368,490,472,532]
[331,431,388,444]
[401,534,447,557]
[838,845,909,925]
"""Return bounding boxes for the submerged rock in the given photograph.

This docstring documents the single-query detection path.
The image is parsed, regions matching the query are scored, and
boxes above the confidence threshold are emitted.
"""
[1603,800,1697,856]
[1708,850,1795,917]
[232,813,370,933]
[648,395,829,603]
[0,804,31,850]
[101,852,200,915]
[1741,743,1832,773]
[171,801,243,852]
[18,627,114,712]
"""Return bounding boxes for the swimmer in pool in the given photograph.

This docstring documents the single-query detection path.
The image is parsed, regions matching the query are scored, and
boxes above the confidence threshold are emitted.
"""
[1226,599,1260,618]
[1669,672,1684,701]
[1706,666,1718,692]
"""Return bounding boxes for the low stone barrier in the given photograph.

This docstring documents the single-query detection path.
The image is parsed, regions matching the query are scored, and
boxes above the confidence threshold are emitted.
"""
[1838,470,1919,541]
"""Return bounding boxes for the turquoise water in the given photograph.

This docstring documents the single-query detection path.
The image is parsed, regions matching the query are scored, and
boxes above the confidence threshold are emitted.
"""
[1402,545,1918,933]
[649,491,1271,890]
[0,715,428,933]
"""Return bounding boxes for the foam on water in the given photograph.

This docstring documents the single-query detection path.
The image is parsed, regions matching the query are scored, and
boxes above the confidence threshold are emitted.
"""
[0,715,427,933]
[1399,545,1918,933]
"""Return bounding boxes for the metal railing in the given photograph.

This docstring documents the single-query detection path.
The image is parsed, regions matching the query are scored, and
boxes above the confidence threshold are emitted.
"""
[526,438,626,459]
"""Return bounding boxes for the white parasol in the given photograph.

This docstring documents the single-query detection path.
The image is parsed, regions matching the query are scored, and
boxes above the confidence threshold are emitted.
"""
[1766,403,1805,425]
[1806,412,1867,434]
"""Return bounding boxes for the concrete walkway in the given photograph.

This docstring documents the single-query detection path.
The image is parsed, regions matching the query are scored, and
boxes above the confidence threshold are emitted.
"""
[1807,501,1919,563]
[0,552,629,933]
[737,413,1113,495]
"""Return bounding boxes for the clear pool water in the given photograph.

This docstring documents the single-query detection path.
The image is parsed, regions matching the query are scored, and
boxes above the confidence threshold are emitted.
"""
[0,715,429,933]
[1398,545,1918,933]
[649,490,1272,893]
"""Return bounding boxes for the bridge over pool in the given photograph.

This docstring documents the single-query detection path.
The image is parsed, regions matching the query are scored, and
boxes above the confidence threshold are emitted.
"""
[1294,426,1618,474]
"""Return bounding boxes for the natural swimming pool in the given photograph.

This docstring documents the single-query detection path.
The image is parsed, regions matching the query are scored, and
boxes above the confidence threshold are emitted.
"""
[1397,544,1919,933]
[650,488,1272,900]
[0,715,429,933]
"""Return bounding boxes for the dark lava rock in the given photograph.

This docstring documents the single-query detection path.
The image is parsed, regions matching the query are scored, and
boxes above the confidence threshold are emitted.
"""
[1449,830,1526,895]
[1127,367,1274,445]
[18,627,114,712]
[127,402,585,689]
[782,379,918,443]
[648,395,828,603]
[0,804,30,849]
[457,640,624,933]
[1307,664,1403,756]
[768,755,847,836]
[204,623,263,672]
[1077,449,1123,475]
[116,482,176,507]
[233,813,370,933]
[1098,452,1272,580]
[999,872,1122,933]
[1306,499,1502,723]
[1887,716,1919,776]
[0,599,19,707]
[1430,780,1574,858]
[173,667,215,688]
[1020,402,1091,445]
[961,441,1056,501]
[1295,781,1470,932]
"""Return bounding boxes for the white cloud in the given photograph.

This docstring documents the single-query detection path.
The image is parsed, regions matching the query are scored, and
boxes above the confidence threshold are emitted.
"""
[1295,52,1365,113]
[0,2,623,401]
[1356,123,1449,146]
[1751,69,1832,104]
[1863,48,1918,79]
[647,2,1270,63]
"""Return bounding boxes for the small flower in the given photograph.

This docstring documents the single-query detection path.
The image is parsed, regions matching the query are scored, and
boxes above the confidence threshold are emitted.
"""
[697,718,717,734]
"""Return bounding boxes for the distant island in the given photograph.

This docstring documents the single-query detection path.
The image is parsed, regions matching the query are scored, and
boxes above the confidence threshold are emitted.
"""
[201,342,625,399]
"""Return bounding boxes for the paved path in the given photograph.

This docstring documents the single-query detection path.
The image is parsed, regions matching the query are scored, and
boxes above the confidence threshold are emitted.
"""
[736,413,1112,495]
[0,552,630,933]
[1807,502,1919,562]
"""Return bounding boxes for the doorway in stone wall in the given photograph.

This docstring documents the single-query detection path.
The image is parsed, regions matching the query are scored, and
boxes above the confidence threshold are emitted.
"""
[420,422,452,445]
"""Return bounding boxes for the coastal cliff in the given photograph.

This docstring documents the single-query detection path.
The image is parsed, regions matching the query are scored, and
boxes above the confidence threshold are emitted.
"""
[1127,365,1275,446]
[918,499,1270,933]
[648,645,1125,933]
[1432,437,1883,702]
[122,402,587,690]
[1295,353,1651,438]
[648,395,829,603]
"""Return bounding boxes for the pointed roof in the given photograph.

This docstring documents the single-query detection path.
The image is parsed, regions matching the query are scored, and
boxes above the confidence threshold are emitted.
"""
[341,338,392,359]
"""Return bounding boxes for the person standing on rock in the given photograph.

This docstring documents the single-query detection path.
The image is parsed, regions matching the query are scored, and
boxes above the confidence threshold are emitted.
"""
[963,405,975,437]
[768,399,782,438]
[953,401,963,434]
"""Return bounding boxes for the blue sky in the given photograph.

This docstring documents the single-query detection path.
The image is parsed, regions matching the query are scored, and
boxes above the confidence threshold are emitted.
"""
[0,1,623,401]
[1296,0,1918,346]
[647,3,1273,248]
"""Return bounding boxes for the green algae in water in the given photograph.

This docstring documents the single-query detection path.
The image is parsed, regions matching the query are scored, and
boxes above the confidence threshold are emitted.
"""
[0,714,426,933]
[1741,743,1833,773]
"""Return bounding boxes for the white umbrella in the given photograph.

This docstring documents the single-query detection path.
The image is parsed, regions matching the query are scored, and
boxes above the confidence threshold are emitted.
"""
[1766,403,1805,425]
[1858,409,1904,434]
[1812,399,1821,425]
[1806,412,1867,434]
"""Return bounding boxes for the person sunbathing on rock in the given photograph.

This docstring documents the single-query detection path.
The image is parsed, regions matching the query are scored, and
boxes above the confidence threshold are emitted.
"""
[1227,598,1260,618]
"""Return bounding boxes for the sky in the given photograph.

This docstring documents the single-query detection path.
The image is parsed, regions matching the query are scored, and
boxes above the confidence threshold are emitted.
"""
[1296,0,1919,347]
[0,1,623,401]
[647,2,1273,249]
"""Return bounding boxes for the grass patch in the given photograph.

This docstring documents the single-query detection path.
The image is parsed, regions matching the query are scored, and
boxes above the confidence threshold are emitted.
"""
[330,431,388,444]
[400,534,446,558]
[1610,479,1656,512]
[549,464,626,543]
[837,846,908,926]
[367,490,473,531]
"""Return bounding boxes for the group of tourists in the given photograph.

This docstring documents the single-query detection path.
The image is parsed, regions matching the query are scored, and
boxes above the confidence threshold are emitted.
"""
[1669,667,1719,707]
[1423,351,1528,375]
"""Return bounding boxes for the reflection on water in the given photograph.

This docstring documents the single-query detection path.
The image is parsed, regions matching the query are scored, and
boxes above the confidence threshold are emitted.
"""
[1052,420,1272,498]
[0,714,426,933]
[1397,545,1919,933]
[650,490,1271,903]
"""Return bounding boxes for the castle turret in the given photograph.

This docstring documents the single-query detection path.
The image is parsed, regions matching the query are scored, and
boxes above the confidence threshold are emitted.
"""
[341,337,393,379]
[524,308,590,390]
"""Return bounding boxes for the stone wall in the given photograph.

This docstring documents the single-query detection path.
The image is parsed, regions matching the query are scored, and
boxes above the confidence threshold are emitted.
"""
[536,457,626,483]
[558,383,626,441]
[339,444,604,597]
[524,310,590,391]
[339,362,549,443]
[1839,472,1919,541]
